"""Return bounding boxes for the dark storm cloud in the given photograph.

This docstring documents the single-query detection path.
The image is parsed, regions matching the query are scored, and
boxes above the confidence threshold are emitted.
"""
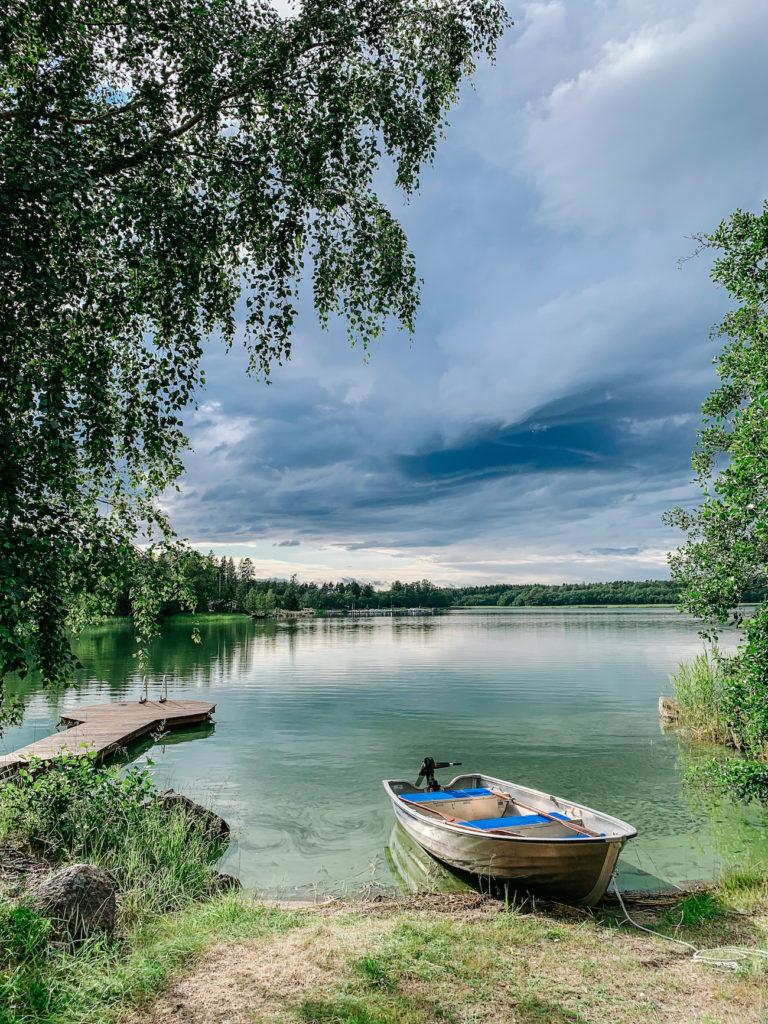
[165,1,768,581]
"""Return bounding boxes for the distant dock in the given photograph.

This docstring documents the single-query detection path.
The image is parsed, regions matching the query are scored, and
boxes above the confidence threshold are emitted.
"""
[251,607,443,621]
[324,608,442,618]
[0,698,215,775]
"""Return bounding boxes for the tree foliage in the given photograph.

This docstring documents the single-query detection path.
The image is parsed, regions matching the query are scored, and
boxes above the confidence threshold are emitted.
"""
[0,1,508,694]
[666,204,768,796]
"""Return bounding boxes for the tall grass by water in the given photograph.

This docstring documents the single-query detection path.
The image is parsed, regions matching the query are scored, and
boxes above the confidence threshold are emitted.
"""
[0,755,232,1022]
[669,652,731,743]
[0,755,226,921]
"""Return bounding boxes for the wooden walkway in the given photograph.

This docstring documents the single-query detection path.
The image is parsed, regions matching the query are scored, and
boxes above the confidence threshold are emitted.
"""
[0,698,216,773]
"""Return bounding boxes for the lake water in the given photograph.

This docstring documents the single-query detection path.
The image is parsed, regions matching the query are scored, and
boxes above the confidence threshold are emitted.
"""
[4,608,767,896]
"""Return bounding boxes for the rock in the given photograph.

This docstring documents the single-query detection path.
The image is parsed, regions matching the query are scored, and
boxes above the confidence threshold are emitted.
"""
[658,695,680,722]
[0,844,50,898]
[160,790,230,840]
[213,872,242,892]
[26,863,116,940]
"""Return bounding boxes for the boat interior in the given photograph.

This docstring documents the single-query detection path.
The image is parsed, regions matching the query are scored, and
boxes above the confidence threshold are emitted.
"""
[394,783,604,839]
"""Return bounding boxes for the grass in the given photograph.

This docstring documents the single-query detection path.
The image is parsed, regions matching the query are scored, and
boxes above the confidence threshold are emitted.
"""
[0,756,226,922]
[2,885,768,1023]
[0,755,245,1023]
[162,613,251,624]
[662,891,727,929]
[113,893,768,1024]
[0,894,304,1024]
[669,652,731,743]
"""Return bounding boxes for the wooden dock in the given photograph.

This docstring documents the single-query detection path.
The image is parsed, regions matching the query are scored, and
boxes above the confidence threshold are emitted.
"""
[0,698,216,773]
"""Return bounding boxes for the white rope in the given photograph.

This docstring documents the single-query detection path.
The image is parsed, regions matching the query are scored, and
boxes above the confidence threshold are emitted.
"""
[610,873,768,973]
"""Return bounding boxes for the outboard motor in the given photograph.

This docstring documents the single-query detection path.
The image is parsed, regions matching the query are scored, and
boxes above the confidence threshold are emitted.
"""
[416,756,462,791]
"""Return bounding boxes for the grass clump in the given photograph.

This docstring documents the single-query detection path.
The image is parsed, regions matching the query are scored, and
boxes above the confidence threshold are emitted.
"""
[0,903,57,1020]
[662,891,726,929]
[354,953,397,992]
[0,754,224,920]
[669,651,731,742]
[297,995,416,1024]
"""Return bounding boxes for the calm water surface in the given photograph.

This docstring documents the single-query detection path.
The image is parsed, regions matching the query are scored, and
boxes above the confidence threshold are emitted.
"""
[4,608,767,895]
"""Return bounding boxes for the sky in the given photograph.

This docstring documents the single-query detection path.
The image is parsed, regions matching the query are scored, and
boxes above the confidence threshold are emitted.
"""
[163,0,768,587]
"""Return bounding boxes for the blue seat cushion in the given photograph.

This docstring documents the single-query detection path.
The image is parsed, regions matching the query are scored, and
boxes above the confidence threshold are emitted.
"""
[402,787,492,802]
[461,812,571,830]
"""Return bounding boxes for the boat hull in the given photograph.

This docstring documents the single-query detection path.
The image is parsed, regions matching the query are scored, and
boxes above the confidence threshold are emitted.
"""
[384,773,636,906]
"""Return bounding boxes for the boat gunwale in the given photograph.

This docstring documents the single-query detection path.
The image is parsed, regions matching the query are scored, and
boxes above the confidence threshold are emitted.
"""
[382,772,637,845]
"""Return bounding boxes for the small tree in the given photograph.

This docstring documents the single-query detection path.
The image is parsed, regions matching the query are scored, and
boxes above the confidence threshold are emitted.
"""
[666,204,768,799]
[244,589,265,614]
[282,577,300,611]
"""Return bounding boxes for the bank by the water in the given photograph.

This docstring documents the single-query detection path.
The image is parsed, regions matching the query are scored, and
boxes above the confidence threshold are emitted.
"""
[5,886,767,1024]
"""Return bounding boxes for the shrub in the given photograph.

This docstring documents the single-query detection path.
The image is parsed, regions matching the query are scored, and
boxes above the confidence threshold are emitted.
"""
[683,756,768,803]
[0,755,225,920]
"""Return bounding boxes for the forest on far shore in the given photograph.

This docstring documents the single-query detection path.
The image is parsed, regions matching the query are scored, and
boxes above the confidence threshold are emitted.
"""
[119,551,767,617]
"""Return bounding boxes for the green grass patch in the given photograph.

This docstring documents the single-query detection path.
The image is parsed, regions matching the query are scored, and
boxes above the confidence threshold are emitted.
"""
[669,652,731,742]
[0,893,304,1024]
[662,892,727,930]
[354,954,397,992]
[296,994,425,1024]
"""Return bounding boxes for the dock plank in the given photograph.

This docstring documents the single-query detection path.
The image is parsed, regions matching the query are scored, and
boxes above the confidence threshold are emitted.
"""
[0,698,215,772]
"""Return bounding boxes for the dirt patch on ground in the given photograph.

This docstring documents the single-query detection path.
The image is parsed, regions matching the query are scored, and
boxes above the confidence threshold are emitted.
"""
[128,898,768,1024]
[128,918,392,1024]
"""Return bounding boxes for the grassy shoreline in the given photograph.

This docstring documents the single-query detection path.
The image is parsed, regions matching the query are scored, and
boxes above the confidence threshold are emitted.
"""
[53,884,768,1024]
[3,868,768,1022]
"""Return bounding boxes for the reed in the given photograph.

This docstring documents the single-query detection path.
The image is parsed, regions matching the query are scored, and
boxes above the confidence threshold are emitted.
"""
[669,652,731,743]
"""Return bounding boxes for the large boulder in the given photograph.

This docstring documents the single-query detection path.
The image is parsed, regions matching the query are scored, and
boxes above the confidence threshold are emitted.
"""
[26,863,116,940]
[160,790,230,841]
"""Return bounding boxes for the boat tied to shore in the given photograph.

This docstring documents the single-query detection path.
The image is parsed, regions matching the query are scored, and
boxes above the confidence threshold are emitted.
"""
[383,757,637,906]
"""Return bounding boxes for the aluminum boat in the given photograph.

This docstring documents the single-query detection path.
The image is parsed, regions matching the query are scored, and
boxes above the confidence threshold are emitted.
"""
[383,763,637,906]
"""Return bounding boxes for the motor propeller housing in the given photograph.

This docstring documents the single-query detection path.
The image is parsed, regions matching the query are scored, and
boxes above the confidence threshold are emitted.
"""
[416,756,462,791]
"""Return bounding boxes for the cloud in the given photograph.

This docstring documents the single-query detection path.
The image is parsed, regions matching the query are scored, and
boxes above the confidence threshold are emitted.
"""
[588,547,642,556]
[519,0,768,233]
[163,1,765,584]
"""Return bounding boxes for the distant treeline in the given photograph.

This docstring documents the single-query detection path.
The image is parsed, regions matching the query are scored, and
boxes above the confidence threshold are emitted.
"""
[112,551,768,619]
[451,580,767,606]
[453,580,679,606]
[162,551,453,615]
